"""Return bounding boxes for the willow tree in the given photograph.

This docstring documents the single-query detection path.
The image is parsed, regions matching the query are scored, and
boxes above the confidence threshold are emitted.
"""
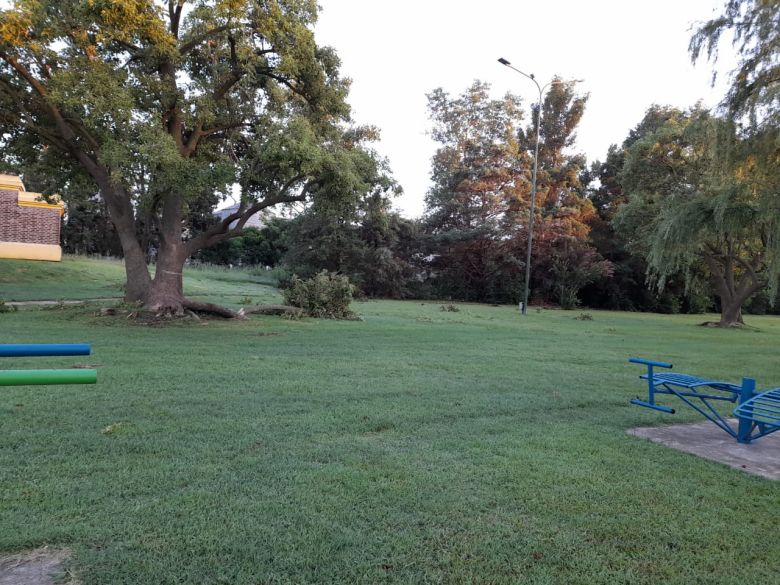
[615,108,779,326]
[690,0,779,129]
[0,0,387,315]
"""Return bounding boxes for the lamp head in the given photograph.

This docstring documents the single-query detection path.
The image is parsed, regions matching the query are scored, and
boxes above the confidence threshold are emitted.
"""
[498,57,510,66]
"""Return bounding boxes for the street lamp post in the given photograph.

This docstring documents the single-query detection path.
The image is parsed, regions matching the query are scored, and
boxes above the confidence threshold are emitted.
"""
[497,57,581,315]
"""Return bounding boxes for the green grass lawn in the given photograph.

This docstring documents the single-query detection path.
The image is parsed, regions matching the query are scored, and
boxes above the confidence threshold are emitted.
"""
[0,255,278,305]
[0,258,778,584]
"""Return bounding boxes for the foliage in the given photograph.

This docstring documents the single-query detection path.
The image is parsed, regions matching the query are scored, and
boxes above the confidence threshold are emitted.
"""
[543,237,614,309]
[582,107,714,314]
[282,270,355,318]
[614,106,780,325]
[281,193,418,298]
[422,81,526,303]
[268,265,294,289]
[422,80,609,306]
[690,0,780,128]
[62,196,123,257]
[0,0,388,310]
[196,219,289,267]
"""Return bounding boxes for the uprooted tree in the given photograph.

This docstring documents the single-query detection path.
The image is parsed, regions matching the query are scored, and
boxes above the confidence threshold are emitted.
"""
[0,0,393,315]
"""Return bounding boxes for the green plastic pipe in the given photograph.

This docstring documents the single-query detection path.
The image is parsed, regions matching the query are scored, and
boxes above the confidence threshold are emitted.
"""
[0,369,97,386]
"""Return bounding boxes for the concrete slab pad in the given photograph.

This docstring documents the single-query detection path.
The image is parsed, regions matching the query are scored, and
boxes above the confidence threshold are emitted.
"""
[628,419,780,480]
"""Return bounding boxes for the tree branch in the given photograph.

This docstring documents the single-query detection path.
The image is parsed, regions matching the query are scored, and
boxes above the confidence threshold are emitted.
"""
[733,255,764,301]
[181,121,246,157]
[179,24,237,56]
[0,52,102,176]
[265,71,307,100]
[238,304,303,317]
[183,299,246,319]
[185,180,306,255]
[182,36,244,156]
[169,1,185,39]
[702,251,731,301]
[112,38,143,55]
[213,69,244,102]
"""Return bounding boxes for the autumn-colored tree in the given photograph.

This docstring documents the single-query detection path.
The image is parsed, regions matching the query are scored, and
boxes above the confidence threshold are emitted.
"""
[422,80,609,306]
[422,81,529,302]
[0,0,388,315]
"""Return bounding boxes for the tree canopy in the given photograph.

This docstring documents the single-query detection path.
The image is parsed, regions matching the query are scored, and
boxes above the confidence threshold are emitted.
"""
[615,106,779,325]
[421,80,608,307]
[690,0,780,128]
[0,0,391,314]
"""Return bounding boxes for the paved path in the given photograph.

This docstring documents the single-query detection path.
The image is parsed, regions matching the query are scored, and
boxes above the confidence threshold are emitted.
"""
[6,298,119,307]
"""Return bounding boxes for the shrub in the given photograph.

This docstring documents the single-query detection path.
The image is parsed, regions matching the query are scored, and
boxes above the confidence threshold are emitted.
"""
[282,271,356,319]
[0,300,17,313]
[270,266,294,289]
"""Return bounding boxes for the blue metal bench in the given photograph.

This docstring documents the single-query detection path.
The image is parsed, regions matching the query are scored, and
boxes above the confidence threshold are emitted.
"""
[629,357,780,444]
[732,387,780,441]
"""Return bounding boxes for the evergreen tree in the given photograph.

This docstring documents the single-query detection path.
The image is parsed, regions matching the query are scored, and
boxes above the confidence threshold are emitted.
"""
[281,193,418,299]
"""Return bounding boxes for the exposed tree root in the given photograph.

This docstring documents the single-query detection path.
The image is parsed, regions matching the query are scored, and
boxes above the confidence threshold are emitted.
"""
[238,304,304,317]
[183,299,246,319]
[699,320,745,328]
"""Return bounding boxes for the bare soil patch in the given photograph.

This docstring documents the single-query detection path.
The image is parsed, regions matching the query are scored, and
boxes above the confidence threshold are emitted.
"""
[0,548,77,585]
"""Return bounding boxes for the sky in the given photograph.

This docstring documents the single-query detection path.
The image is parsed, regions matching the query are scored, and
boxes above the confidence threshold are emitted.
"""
[314,0,736,218]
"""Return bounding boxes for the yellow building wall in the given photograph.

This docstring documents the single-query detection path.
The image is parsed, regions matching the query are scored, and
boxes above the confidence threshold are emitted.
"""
[16,191,65,216]
[0,175,64,261]
[0,174,25,191]
[0,242,62,262]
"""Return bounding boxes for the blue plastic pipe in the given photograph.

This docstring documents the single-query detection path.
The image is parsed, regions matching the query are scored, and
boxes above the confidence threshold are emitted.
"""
[0,344,91,357]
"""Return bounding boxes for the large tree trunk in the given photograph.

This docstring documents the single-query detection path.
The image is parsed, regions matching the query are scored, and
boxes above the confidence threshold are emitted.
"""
[703,250,762,328]
[719,298,745,327]
[98,182,281,318]
[145,194,188,313]
[147,244,187,313]
[98,180,152,303]
[98,183,188,313]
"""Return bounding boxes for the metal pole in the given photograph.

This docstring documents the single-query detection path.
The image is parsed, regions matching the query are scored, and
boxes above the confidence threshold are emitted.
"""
[498,58,582,315]
[523,89,542,315]
[498,58,543,315]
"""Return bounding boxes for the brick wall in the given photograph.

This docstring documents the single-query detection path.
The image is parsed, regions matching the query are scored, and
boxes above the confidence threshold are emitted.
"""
[0,189,61,245]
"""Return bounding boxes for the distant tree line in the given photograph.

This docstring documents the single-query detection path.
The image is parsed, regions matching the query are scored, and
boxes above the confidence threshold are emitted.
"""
[4,0,777,325]
[59,93,779,322]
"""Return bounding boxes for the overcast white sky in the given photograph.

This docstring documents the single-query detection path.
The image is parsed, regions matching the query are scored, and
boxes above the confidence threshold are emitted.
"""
[314,0,735,218]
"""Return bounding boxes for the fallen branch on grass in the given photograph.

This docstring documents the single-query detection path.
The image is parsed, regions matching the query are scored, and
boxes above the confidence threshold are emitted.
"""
[183,299,246,319]
[238,304,304,317]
